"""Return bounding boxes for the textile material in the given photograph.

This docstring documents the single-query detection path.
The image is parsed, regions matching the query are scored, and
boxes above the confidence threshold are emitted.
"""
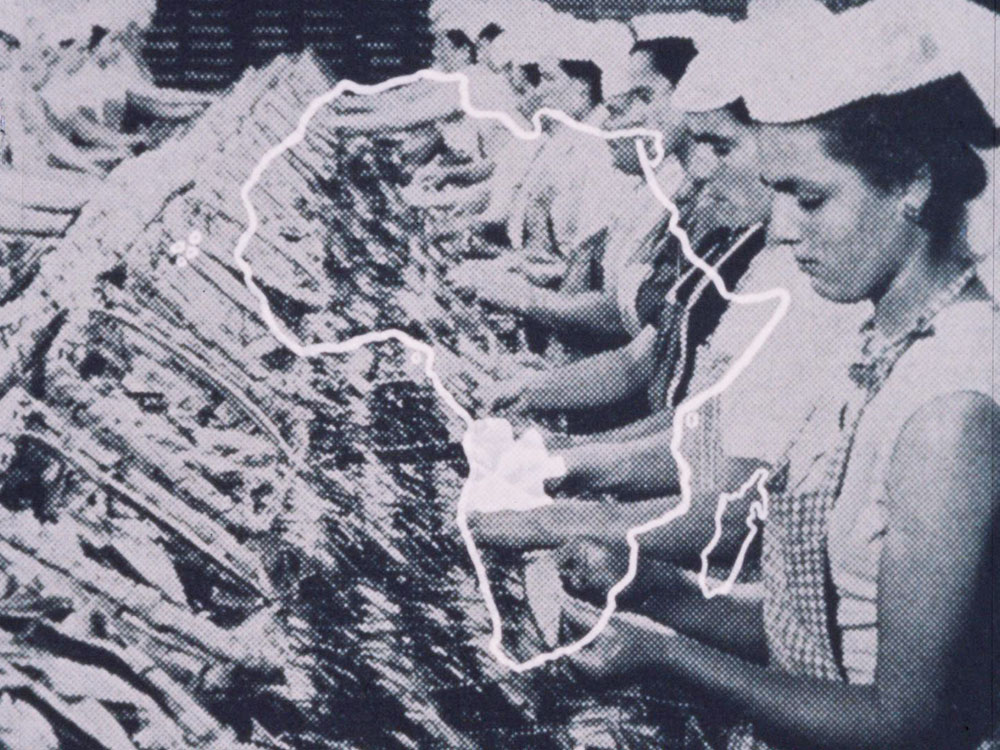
[506,116,624,258]
[602,156,685,301]
[644,225,767,413]
[714,249,868,468]
[761,265,980,684]
[828,293,999,685]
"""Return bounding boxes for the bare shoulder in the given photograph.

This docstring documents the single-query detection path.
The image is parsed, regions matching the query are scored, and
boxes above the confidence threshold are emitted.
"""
[886,391,1000,524]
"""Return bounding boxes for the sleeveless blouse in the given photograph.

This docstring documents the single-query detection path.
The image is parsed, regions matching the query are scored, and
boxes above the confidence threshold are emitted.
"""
[827,298,998,684]
[730,289,998,750]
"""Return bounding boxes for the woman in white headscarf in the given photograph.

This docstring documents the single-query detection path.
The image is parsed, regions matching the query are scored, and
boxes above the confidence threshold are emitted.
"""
[560,3,1000,749]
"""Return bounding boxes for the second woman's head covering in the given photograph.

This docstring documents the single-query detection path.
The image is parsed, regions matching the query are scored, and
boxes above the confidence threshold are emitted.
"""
[740,0,996,137]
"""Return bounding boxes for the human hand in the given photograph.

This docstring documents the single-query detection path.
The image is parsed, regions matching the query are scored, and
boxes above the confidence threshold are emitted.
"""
[473,272,536,313]
[446,258,514,293]
[544,444,610,496]
[482,378,533,417]
[560,596,673,681]
[554,538,633,605]
[468,509,554,551]
[539,426,575,453]
[414,164,448,193]
[518,255,566,286]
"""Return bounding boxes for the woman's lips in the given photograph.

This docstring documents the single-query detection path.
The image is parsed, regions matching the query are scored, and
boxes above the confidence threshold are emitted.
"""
[794,255,821,273]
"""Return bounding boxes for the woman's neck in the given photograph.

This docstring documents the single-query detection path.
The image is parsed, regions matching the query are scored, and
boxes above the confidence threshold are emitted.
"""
[872,232,968,339]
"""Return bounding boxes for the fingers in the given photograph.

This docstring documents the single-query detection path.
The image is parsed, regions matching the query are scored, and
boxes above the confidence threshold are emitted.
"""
[544,456,589,496]
[490,388,523,415]
[560,593,603,634]
[556,539,627,604]
[519,256,566,286]
[490,381,531,415]
[542,475,566,496]
[468,510,544,550]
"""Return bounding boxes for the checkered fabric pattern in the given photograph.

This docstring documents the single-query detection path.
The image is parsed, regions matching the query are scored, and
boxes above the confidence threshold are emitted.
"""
[761,265,978,686]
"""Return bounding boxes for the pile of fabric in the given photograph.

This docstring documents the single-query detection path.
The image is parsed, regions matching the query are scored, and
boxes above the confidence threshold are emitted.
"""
[0,0,215,313]
[0,37,695,746]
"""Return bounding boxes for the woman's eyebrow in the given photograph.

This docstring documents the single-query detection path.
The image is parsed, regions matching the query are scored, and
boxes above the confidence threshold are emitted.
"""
[690,132,730,146]
[760,175,798,193]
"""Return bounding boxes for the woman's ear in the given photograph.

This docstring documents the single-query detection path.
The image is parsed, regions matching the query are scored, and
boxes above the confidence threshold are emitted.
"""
[900,164,932,224]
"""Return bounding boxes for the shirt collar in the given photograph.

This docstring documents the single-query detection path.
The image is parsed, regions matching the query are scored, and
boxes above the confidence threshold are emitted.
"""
[849,263,978,390]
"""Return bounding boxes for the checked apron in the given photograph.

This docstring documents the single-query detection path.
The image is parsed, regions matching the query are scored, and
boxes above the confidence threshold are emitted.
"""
[727,265,978,749]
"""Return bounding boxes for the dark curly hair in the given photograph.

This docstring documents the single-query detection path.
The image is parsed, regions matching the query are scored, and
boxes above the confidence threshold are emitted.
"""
[810,74,996,254]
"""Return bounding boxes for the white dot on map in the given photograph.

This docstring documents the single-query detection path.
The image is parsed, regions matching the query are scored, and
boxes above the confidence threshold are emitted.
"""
[169,241,186,256]
[176,256,188,268]
[685,412,700,429]
[410,353,422,366]
[186,245,200,260]
[188,229,203,245]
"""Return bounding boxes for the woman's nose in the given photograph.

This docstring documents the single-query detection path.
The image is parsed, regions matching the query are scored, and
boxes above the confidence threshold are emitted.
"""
[442,123,477,160]
[685,144,717,185]
[768,193,804,246]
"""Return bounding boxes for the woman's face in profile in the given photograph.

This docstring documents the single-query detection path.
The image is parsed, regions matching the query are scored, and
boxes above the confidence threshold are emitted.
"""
[757,123,908,304]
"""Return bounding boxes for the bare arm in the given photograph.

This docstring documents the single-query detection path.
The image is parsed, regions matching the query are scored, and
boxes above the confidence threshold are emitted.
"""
[569,407,673,446]
[523,326,657,413]
[472,483,755,568]
[519,287,630,340]
[554,539,769,664]
[635,577,768,665]
[569,392,1000,750]
[555,426,681,497]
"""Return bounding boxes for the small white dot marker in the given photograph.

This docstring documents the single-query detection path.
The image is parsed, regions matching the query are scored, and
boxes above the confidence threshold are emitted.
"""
[169,241,186,256]
[410,353,422,366]
[188,229,203,245]
[685,412,700,429]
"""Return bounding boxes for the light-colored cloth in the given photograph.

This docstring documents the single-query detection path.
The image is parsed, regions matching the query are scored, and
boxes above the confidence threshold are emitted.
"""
[827,295,998,685]
[602,155,682,304]
[725,267,994,750]
[763,266,983,686]
[476,125,540,225]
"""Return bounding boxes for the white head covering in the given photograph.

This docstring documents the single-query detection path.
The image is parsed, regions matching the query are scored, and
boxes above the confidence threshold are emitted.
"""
[23,0,155,47]
[669,20,747,113]
[430,0,490,39]
[670,1,836,114]
[491,11,626,77]
[631,9,735,108]
[739,0,989,124]
[575,20,636,99]
[848,0,998,124]
[631,11,735,48]
[489,7,576,67]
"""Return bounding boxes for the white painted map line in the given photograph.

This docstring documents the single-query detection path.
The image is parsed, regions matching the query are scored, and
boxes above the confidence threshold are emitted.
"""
[231,67,788,673]
[697,468,770,600]
[503,149,793,671]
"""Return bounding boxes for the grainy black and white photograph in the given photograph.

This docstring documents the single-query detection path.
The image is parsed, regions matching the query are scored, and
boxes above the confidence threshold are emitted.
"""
[0,0,996,748]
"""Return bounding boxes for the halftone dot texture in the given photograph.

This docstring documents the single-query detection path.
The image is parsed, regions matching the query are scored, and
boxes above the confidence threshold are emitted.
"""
[0,1,996,749]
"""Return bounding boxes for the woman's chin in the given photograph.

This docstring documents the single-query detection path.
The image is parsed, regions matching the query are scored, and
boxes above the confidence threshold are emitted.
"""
[808,275,862,305]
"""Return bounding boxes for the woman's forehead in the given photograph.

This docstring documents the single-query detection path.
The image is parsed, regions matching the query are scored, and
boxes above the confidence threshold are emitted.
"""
[757,124,872,192]
[685,109,746,141]
[757,124,831,170]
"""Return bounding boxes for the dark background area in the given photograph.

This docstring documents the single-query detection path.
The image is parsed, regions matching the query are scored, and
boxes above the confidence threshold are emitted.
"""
[142,0,998,91]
